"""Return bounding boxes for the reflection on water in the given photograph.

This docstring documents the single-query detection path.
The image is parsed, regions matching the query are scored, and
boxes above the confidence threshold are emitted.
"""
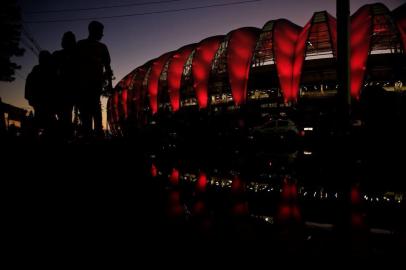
[277,177,301,224]
[140,115,406,256]
[148,155,405,256]
[150,161,403,225]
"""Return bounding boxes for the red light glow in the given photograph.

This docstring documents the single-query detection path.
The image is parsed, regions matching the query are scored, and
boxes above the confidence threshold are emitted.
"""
[350,6,372,99]
[196,172,207,192]
[147,52,174,113]
[170,168,180,186]
[273,20,302,102]
[227,28,260,105]
[168,45,195,111]
[192,36,224,108]
[151,163,157,177]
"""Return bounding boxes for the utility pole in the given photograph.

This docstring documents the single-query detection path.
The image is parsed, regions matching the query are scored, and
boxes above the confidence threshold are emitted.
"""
[337,0,351,130]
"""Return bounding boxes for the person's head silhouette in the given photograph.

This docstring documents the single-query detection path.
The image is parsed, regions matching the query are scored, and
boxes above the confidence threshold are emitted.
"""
[61,31,76,50]
[88,21,104,41]
[38,50,52,67]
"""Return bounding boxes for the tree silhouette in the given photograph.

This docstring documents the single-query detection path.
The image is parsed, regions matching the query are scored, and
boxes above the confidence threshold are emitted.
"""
[0,0,25,82]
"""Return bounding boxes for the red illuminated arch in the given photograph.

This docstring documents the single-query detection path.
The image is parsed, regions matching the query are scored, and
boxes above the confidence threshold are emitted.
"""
[167,44,196,112]
[292,21,311,101]
[121,74,134,119]
[350,5,374,99]
[123,66,149,125]
[350,3,402,99]
[227,27,261,106]
[192,36,224,108]
[273,19,303,102]
[147,52,174,114]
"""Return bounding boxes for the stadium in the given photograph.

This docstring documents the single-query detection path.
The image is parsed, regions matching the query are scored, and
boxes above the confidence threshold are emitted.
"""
[107,2,406,135]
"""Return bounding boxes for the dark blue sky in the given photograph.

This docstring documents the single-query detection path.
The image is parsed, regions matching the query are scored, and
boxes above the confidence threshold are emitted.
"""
[0,0,403,111]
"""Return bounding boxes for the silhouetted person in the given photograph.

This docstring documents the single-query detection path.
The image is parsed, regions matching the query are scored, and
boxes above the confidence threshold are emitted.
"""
[25,50,58,134]
[77,21,112,138]
[53,31,77,139]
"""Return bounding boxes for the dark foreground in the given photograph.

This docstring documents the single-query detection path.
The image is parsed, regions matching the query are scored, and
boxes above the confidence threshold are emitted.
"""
[2,134,405,265]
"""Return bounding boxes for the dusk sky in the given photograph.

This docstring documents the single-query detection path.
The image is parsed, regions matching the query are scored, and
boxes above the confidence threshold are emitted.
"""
[0,0,403,112]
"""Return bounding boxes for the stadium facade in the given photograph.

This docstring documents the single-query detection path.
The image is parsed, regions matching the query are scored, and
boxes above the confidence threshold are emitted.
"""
[108,3,406,134]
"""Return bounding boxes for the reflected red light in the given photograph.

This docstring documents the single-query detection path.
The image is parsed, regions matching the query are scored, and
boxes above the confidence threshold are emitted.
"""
[192,36,223,108]
[232,202,249,216]
[193,200,206,215]
[169,190,180,203]
[281,178,298,199]
[227,28,260,105]
[282,186,290,198]
[278,176,301,222]
[350,185,361,205]
[168,45,195,111]
[196,172,207,192]
[170,168,180,186]
[168,190,183,217]
[151,164,157,177]
[351,212,364,227]
[292,205,301,220]
[290,184,298,198]
[278,204,291,220]
[278,204,301,221]
[231,175,244,194]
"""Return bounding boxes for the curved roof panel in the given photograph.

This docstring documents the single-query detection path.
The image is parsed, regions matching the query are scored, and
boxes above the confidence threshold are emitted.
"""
[192,35,225,108]
[351,4,374,99]
[227,27,261,105]
[168,44,196,111]
[273,19,303,102]
[147,52,175,114]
